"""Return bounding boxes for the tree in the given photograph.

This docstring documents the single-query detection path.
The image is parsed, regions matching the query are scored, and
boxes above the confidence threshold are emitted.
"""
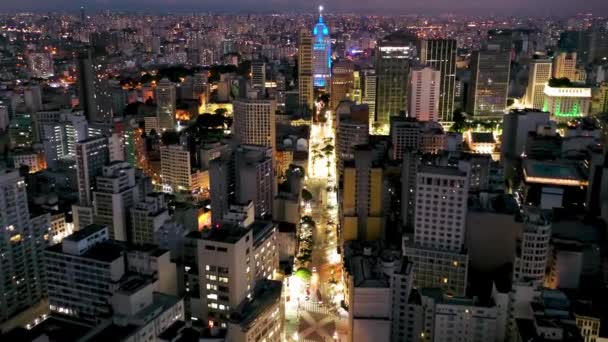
[451,109,466,133]
[302,189,313,202]
[161,130,180,145]
[215,108,228,116]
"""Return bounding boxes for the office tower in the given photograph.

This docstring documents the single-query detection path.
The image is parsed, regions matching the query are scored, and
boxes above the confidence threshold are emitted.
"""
[543,83,592,119]
[40,111,88,169]
[390,117,421,160]
[209,152,234,224]
[27,52,54,78]
[155,78,176,131]
[588,25,608,63]
[24,84,42,113]
[419,39,457,122]
[9,113,34,148]
[92,162,139,241]
[525,58,553,109]
[374,32,417,133]
[76,137,109,206]
[0,170,47,323]
[251,61,266,89]
[467,46,511,118]
[298,29,314,111]
[336,101,369,173]
[76,49,98,122]
[80,6,86,22]
[123,124,148,171]
[389,260,416,341]
[552,52,577,80]
[130,193,170,245]
[500,109,551,161]
[160,144,197,194]
[591,83,608,115]
[312,6,331,88]
[512,210,551,284]
[414,166,469,252]
[235,145,274,218]
[45,224,124,323]
[341,146,384,241]
[330,60,355,110]
[403,165,470,296]
[233,97,277,155]
[408,67,441,122]
[195,224,255,326]
[226,280,284,342]
[362,69,377,131]
[351,70,362,103]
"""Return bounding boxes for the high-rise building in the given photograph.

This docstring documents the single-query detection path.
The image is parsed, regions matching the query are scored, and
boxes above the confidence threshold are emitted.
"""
[92,161,139,241]
[130,193,170,245]
[155,78,176,131]
[552,52,577,80]
[419,39,457,122]
[336,101,369,173]
[408,67,441,122]
[160,144,201,194]
[23,84,42,113]
[330,60,355,110]
[77,48,109,123]
[251,61,266,89]
[500,109,551,161]
[374,32,417,133]
[76,137,109,206]
[0,170,47,323]
[362,69,377,132]
[525,58,553,110]
[45,224,124,323]
[298,30,314,112]
[467,45,511,118]
[233,97,277,155]
[193,224,255,326]
[341,146,384,242]
[312,6,331,88]
[235,145,274,218]
[226,280,284,342]
[403,165,470,296]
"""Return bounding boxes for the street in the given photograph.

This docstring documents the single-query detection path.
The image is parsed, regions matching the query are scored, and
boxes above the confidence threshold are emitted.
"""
[285,109,348,341]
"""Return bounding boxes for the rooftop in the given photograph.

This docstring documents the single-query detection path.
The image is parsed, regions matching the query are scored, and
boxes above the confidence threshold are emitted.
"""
[47,240,124,263]
[522,159,588,186]
[230,280,282,328]
[63,224,107,242]
[197,223,250,244]
[469,132,495,144]
[418,165,467,178]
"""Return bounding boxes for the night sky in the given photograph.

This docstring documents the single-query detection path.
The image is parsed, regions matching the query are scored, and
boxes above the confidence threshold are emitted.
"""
[0,0,607,15]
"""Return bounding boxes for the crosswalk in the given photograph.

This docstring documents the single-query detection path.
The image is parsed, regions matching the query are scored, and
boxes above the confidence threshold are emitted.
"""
[300,301,334,316]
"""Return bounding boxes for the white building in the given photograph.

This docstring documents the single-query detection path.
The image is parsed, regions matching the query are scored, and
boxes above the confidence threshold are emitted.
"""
[75,137,109,206]
[45,224,126,323]
[93,161,139,241]
[525,58,552,110]
[0,170,48,323]
[225,280,284,342]
[130,193,170,245]
[233,97,277,156]
[408,67,441,122]
[543,85,592,119]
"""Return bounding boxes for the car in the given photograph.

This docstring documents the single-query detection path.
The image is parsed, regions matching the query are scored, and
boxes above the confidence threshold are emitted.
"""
[312,267,317,273]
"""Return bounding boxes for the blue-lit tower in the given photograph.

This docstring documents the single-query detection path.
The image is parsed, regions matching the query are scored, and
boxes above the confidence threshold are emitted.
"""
[313,6,331,88]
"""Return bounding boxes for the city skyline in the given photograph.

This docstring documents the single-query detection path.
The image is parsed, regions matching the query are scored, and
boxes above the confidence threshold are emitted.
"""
[1,0,608,15]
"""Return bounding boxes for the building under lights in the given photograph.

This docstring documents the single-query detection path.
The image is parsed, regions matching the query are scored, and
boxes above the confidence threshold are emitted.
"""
[312,6,331,88]
[543,84,592,119]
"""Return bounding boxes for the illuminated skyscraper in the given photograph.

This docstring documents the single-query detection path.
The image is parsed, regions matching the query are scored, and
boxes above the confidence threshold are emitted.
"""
[468,45,511,118]
[155,78,176,131]
[552,52,577,80]
[374,32,417,133]
[312,6,331,88]
[298,30,314,111]
[525,58,552,110]
[330,59,355,110]
[419,39,457,122]
[408,67,441,122]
